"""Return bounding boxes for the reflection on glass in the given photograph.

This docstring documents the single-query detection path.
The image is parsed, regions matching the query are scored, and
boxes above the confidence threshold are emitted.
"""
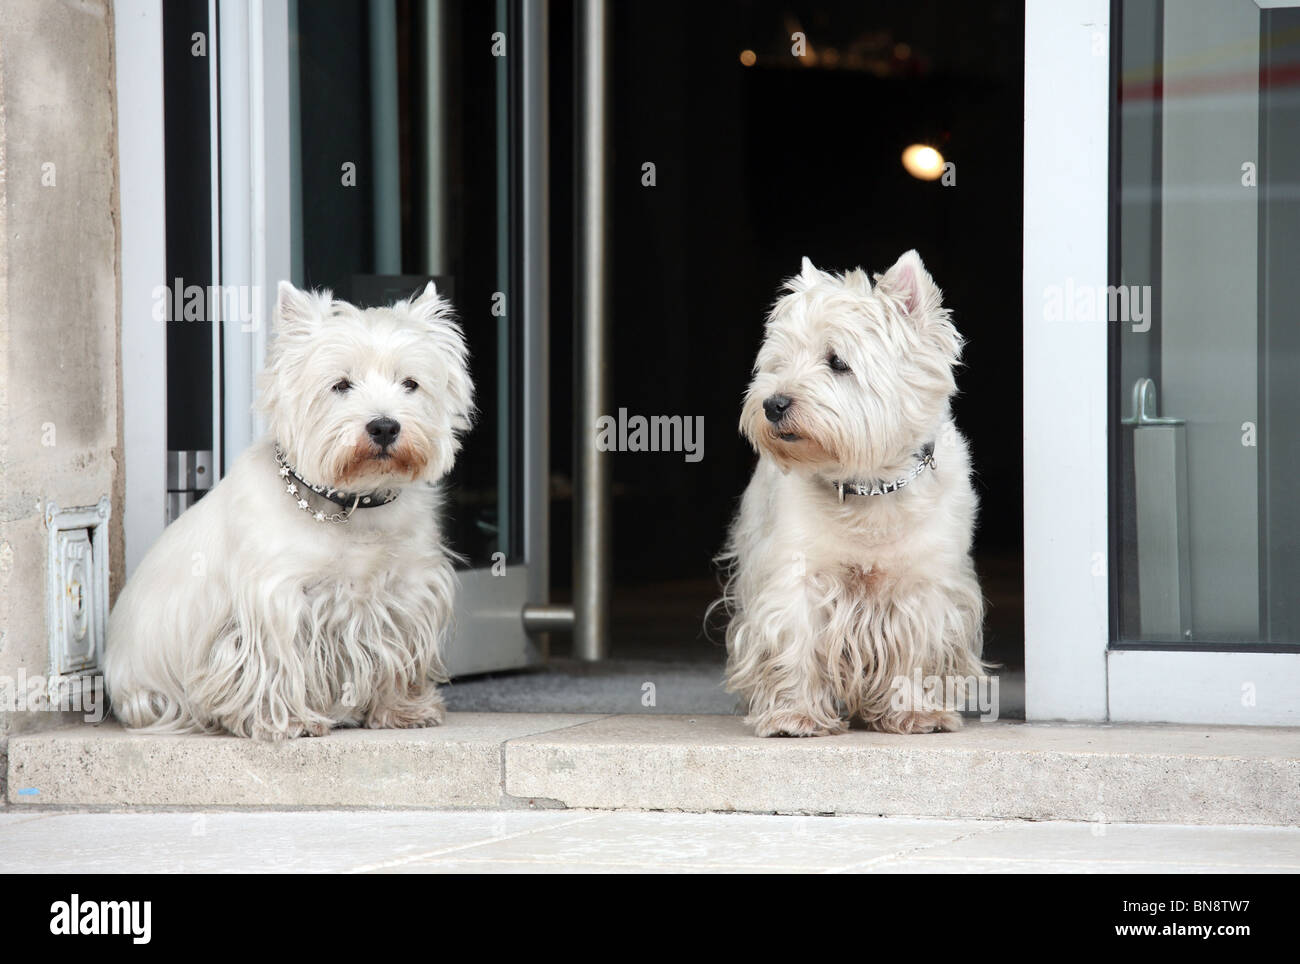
[1113,0,1300,646]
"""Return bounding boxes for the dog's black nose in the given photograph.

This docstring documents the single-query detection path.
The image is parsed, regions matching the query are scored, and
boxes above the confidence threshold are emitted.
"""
[366,416,401,449]
[763,395,792,423]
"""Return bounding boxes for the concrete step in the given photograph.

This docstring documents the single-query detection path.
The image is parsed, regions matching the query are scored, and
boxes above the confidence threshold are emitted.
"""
[6,714,1297,824]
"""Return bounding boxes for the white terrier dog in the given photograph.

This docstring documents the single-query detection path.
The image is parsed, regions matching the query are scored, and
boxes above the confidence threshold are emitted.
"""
[105,281,474,740]
[717,251,986,737]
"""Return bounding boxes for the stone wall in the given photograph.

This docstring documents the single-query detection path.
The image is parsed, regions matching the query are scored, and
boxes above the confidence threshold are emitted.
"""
[0,0,123,797]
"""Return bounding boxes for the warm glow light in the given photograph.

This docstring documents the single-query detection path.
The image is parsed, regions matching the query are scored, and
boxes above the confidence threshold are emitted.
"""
[902,144,945,181]
[739,49,757,66]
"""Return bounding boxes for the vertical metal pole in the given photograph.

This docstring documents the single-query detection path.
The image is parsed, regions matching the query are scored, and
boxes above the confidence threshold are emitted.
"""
[422,0,449,275]
[495,0,513,565]
[522,0,550,608]
[209,0,224,480]
[574,0,610,660]
[369,0,402,274]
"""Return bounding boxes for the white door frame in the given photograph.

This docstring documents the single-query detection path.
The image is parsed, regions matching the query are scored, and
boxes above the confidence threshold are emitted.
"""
[217,0,292,465]
[1022,0,1300,725]
[116,0,168,577]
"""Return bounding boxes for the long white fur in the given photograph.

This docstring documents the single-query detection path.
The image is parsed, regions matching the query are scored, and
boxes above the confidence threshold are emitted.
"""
[104,281,474,740]
[717,251,987,736]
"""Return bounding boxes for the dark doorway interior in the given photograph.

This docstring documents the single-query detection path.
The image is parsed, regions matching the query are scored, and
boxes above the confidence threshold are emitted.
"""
[545,1,1026,675]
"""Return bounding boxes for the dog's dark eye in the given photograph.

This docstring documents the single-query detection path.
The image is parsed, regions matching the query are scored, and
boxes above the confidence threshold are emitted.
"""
[828,353,851,374]
[332,378,352,394]
[401,378,419,392]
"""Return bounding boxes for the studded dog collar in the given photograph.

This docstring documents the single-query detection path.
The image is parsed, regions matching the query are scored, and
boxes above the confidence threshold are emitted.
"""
[274,444,399,524]
[831,442,936,502]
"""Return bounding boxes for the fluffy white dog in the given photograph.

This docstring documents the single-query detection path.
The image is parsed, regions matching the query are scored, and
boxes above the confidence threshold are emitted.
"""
[105,281,474,740]
[717,251,986,737]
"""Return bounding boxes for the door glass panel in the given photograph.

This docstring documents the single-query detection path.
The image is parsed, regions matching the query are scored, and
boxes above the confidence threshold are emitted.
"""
[1113,0,1300,647]
[289,0,521,568]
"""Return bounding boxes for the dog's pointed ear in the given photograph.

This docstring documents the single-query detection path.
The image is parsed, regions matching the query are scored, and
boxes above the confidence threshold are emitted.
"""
[874,250,942,319]
[275,280,326,336]
[799,256,820,285]
[408,280,453,326]
[414,279,440,303]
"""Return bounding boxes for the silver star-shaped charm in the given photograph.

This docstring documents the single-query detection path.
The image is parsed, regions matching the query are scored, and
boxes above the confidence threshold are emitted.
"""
[287,483,298,495]
[279,466,290,477]
[297,499,308,510]
[314,511,325,522]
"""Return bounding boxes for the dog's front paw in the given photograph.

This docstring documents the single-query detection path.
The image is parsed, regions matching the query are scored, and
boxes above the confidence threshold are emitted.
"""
[749,710,846,738]
[365,691,446,730]
[248,717,334,741]
[872,708,963,734]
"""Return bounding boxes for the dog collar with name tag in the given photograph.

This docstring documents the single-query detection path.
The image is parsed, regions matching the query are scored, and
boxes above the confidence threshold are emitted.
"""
[274,444,399,524]
[831,442,936,502]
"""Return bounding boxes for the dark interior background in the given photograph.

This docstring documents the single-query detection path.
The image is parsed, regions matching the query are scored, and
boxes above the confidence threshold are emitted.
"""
[547,0,1026,670]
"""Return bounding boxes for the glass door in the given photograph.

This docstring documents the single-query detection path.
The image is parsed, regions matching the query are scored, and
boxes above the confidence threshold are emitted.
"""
[1023,0,1300,724]
[1110,0,1300,714]
[216,0,547,675]
[1115,0,1286,648]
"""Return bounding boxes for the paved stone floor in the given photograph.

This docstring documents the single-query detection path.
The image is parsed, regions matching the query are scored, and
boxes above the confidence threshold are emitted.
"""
[2,810,1297,874]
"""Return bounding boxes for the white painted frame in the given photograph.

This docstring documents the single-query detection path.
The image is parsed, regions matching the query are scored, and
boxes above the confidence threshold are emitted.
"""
[1023,0,1111,722]
[115,0,168,576]
[217,0,293,468]
[1023,0,1300,725]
